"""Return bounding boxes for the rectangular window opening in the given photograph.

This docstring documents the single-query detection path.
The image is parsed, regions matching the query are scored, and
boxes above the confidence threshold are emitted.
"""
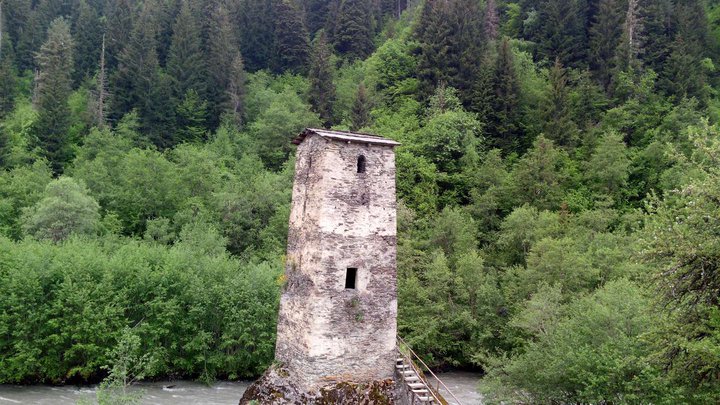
[345,268,357,289]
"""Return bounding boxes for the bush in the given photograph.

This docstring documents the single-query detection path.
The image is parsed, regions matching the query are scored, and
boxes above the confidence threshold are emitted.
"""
[0,236,281,383]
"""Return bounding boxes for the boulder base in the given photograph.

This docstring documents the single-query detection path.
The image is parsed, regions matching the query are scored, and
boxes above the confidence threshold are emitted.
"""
[239,365,398,405]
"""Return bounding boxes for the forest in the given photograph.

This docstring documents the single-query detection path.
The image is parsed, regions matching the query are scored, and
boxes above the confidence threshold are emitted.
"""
[1,0,720,402]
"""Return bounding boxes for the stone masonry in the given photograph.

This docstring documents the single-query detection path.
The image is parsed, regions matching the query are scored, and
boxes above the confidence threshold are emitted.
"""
[240,128,401,404]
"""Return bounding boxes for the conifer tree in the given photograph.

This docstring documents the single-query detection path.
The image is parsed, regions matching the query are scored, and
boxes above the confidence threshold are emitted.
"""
[72,0,102,84]
[542,59,578,148]
[112,2,175,144]
[176,89,208,143]
[333,0,374,60]
[614,0,643,75]
[144,71,176,148]
[452,0,484,105]
[639,0,673,73]
[111,4,159,119]
[308,31,336,128]
[589,0,624,90]
[487,38,522,152]
[206,3,239,127]
[2,0,30,52]
[34,17,75,174]
[0,3,16,118]
[415,0,456,99]
[167,1,206,100]
[415,0,483,104]
[104,0,134,69]
[273,0,311,73]
[483,0,499,41]
[239,0,276,71]
[227,54,247,126]
[534,0,587,68]
[351,83,371,131]
[305,0,332,35]
[16,8,42,70]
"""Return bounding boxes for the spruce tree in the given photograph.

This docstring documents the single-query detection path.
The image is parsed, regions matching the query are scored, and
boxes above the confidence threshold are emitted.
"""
[16,8,43,70]
[614,0,643,75]
[660,0,708,101]
[534,0,587,68]
[589,0,624,90]
[176,89,208,143]
[227,53,247,126]
[144,71,176,148]
[308,31,336,128]
[273,0,311,73]
[206,3,239,127]
[0,4,16,118]
[34,17,75,174]
[333,0,374,60]
[487,38,522,152]
[167,0,206,100]
[2,0,31,53]
[542,59,578,148]
[415,0,456,100]
[305,0,332,35]
[111,4,159,120]
[72,0,102,84]
[239,0,276,71]
[449,0,484,106]
[104,0,134,69]
[350,83,371,131]
[483,0,499,41]
[112,2,175,144]
[639,0,673,73]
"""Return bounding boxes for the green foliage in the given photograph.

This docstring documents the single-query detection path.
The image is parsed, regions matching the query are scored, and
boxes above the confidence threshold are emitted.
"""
[33,17,74,174]
[175,89,208,143]
[332,0,374,60]
[273,0,311,73]
[1,0,719,399]
[483,279,670,404]
[167,1,206,101]
[0,236,281,384]
[642,123,720,401]
[350,83,371,130]
[21,177,100,242]
[308,32,336,127]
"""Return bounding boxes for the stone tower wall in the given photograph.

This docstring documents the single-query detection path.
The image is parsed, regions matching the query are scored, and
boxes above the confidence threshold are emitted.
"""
[275,133,398,391]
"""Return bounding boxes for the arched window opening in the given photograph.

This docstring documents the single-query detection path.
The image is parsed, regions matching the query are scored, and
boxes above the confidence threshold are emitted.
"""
[357,155,366,173]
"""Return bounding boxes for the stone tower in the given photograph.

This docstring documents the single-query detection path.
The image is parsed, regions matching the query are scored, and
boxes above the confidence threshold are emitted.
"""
[241,128,401,403]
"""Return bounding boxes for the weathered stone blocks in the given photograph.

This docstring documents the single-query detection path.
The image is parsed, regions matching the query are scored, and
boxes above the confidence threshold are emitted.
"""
[241,129,400,403]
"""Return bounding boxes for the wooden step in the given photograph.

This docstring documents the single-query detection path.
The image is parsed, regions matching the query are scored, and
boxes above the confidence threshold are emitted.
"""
[417,396,433,402]
[407,383,425,389]
[396,364,410,369]
[412,389,429,393]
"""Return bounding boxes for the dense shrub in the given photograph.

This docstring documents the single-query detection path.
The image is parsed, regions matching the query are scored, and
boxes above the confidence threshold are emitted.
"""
[0,236,280,383]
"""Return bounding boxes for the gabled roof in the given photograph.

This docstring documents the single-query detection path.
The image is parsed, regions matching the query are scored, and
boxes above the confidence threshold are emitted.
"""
[292,128,401,147]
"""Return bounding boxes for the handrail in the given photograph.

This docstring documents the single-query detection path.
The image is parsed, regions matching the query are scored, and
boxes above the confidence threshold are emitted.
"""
[397,335,464,405]
[397,342,444,404]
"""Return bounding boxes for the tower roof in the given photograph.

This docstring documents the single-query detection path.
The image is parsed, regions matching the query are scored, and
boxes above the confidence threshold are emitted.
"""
[292,128,401,147]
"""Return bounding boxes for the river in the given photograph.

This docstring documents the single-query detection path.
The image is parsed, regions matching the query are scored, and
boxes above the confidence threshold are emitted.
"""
[0,371,482,404]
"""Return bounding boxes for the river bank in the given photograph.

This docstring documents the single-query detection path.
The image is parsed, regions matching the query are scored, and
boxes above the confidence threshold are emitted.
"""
[0,371,482,404]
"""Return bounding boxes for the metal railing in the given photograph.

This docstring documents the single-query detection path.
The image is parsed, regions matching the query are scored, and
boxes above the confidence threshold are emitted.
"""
[397,335,464,405]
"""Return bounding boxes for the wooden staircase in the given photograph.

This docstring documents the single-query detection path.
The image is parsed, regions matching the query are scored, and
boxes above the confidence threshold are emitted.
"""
[396,356,439,403]
[396,336,464,405]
